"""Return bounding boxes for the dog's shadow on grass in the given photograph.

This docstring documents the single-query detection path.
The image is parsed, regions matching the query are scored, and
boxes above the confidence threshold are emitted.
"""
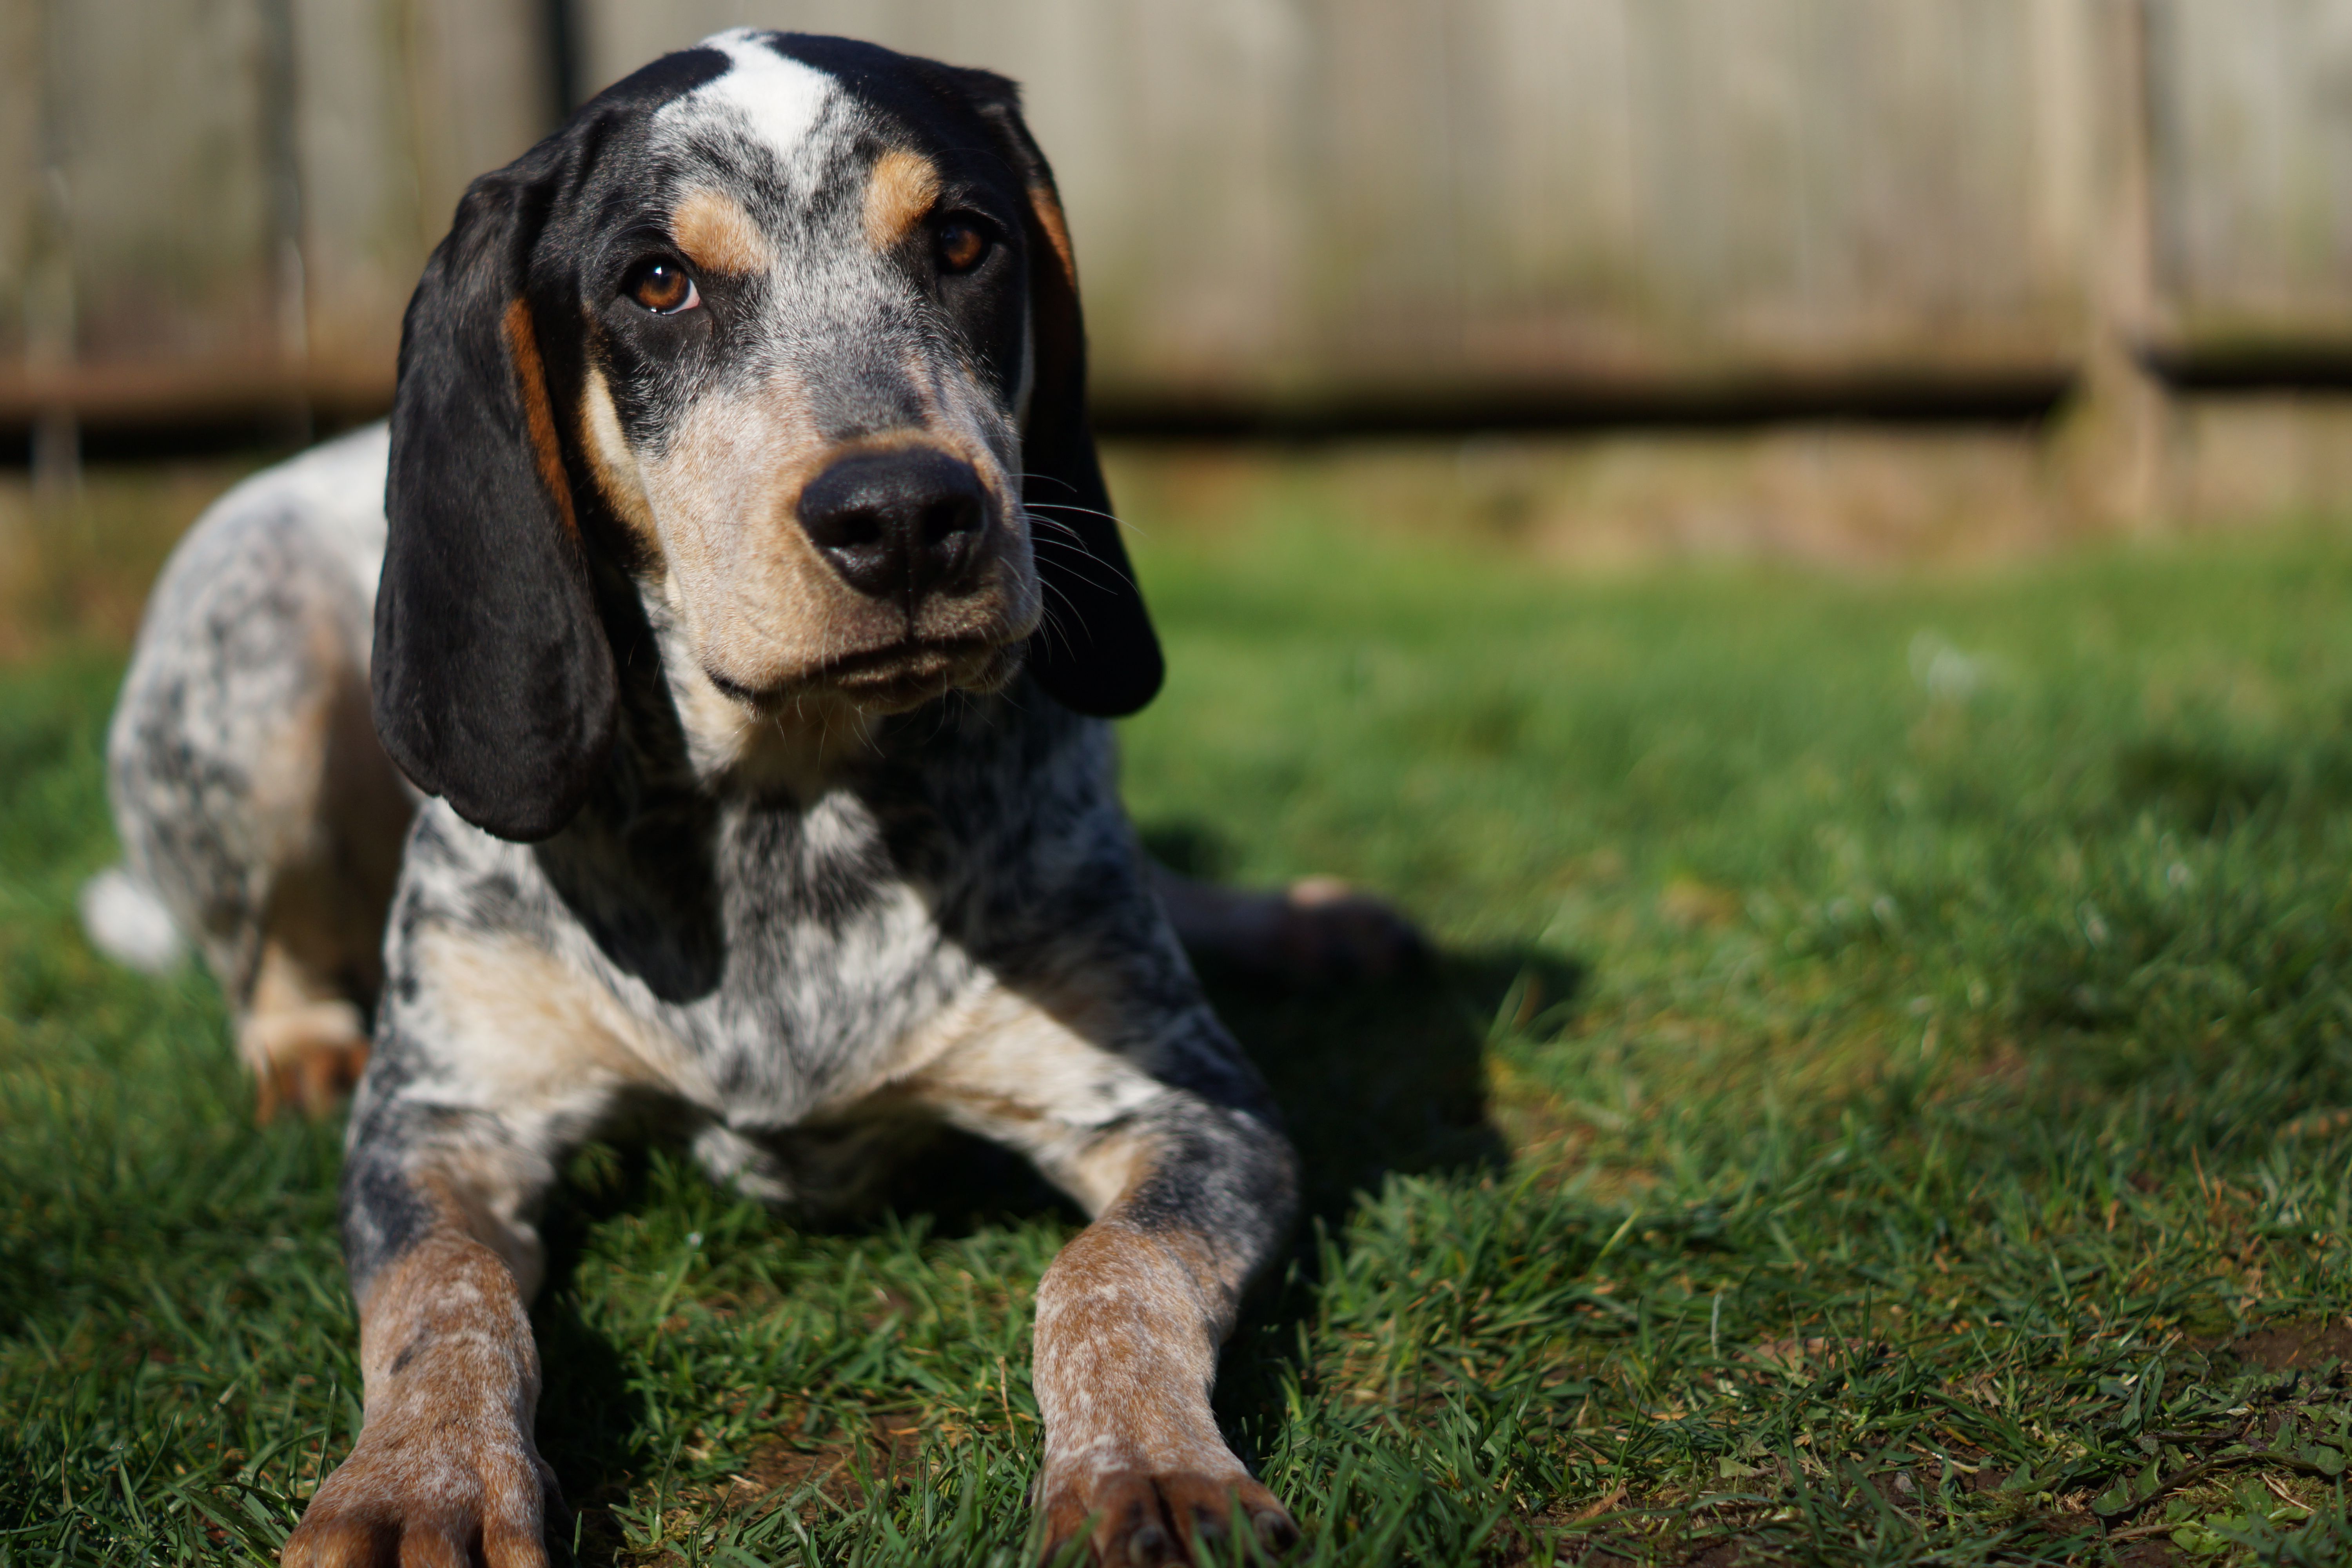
[1194,939,1581,1472]
[1136,819,1573,1217]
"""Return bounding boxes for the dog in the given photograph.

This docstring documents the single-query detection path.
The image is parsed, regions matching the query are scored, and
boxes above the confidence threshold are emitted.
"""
[91,29,1422,1564]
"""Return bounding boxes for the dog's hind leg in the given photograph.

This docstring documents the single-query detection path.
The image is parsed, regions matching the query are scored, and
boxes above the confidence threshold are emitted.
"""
[1148,860,1429,987]
[240,666,413,1121]
[106,503,413,1119]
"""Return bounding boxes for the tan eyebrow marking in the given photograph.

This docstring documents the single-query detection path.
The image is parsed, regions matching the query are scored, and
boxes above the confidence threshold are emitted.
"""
[502,299,578,534]
[863,149,941,251]
[671,188,775,274]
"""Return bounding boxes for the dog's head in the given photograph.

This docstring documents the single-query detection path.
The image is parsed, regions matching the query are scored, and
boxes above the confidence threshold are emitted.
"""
[372,31,1161,841]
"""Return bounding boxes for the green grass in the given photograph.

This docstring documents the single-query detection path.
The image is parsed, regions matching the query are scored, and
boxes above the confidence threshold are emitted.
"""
[7,503,2352,1564]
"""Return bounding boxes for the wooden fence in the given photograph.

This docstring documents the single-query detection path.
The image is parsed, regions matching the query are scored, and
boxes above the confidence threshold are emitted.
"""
[5,0,2352,441]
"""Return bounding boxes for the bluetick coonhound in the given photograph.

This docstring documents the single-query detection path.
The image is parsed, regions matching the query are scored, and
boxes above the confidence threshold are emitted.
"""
[92,29,1424,1566]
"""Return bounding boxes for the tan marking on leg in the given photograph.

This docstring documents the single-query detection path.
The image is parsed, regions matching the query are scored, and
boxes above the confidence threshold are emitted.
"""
[862,149,940,251]
[671,187,775,275]
[891,982,1164,1216]
[502,301,578,533]
[197,578,408,1123]
[284,1179,558,1567]
[414,927,704,1111]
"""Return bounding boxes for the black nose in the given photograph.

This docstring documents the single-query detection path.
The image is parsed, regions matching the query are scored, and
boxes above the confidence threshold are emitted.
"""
[796,449,988,604]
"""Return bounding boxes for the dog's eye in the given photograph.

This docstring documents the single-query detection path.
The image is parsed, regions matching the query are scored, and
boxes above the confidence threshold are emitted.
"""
[937,221,989,274]
[627,261,700,314]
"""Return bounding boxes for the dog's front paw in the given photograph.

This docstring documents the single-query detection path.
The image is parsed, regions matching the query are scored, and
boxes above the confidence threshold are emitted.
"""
[1042,1466,1296,1564]
[282,1403,562,1568]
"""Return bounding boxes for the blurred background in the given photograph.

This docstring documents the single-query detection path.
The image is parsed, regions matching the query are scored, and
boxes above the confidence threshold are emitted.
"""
[6,0,2352,627]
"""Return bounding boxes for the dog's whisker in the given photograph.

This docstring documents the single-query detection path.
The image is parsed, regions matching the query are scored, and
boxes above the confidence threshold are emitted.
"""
[1017,484,1145,535]
[1023,514,1145,597]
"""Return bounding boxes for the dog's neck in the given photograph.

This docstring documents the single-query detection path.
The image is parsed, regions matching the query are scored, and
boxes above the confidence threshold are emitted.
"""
[628,575,882,802]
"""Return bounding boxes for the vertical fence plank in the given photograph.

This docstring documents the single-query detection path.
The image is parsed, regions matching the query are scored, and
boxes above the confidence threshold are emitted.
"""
[2148,0,2352,346]
[401,0,555,247]
[0,1,42,366]
[292,0,426,383]
[1450,0,1647,381]
[61,0,277,369]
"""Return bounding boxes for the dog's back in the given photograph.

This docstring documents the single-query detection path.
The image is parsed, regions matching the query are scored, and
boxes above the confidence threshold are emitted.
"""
[97,424,409,1114]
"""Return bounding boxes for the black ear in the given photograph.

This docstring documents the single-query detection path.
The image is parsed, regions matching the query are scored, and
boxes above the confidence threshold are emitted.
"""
[374,149,617,842]
[955,74,1163,718]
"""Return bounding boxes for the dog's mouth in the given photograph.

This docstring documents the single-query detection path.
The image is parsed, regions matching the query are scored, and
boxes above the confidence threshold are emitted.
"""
[708,637,1022,714]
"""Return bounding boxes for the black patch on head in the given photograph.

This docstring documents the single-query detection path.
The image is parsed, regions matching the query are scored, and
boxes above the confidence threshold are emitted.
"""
[583,44,736,114]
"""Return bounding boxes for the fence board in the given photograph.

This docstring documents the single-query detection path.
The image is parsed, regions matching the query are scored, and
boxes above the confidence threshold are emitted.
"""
[2147,0,2352,346]
[0,2,42,367]
[60,0,280,368]
[291,0,421,376]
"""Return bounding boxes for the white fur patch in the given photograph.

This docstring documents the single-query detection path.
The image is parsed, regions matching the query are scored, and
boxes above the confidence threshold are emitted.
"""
[79,866,186,973]
[663,30,835,181]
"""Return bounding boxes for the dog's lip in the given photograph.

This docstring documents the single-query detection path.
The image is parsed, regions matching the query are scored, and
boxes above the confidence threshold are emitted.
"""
[704,637,1000,705]
[814,637,996,681]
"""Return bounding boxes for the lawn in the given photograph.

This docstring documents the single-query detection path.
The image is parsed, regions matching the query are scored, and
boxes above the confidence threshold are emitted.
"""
[4,465,2352,1565]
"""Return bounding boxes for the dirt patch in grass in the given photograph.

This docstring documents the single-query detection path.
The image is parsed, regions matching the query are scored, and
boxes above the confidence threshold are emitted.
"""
[2228,1320,2352,1374]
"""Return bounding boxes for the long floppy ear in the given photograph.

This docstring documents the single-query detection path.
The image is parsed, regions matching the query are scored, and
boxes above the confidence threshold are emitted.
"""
[955,74,1163,718]
[373,150,617,842]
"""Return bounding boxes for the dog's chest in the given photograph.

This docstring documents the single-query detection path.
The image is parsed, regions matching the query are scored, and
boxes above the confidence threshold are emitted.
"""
[692,789,983,1117]
[509,701,1109,1125]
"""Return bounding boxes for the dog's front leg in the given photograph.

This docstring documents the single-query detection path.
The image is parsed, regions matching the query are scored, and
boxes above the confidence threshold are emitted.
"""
[1033,1174,1298,1564]
[283,1122,563,1567]
[910,1001,1301,1563]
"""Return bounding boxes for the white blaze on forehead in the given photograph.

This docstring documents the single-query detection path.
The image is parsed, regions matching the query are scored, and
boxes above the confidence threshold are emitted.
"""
[662,29,835,174]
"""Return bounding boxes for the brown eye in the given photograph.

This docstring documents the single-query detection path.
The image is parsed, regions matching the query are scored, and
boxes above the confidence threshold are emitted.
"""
[938,221,988,273]
[628,260,699,314]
